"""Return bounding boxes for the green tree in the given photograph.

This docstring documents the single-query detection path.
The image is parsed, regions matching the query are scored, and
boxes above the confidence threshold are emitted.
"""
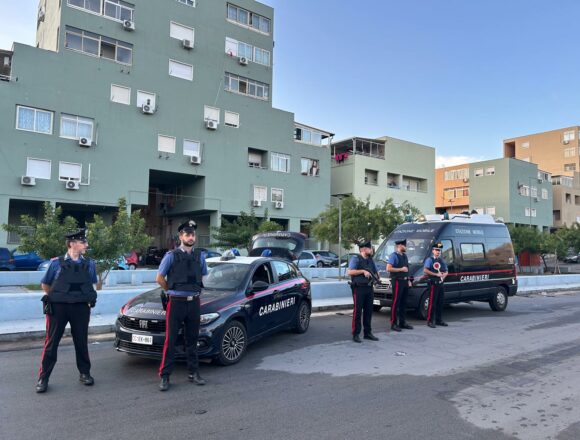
[2,202,78,259]
[311,197,420,250]
[211,209,280,250]
[507,225,543,255]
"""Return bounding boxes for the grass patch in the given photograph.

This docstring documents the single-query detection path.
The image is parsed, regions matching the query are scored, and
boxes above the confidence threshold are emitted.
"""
[24,284,42,291]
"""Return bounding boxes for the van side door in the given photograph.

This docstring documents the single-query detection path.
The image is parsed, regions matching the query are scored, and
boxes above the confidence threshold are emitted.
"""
[458,242,491,300]
[439,239,461,302]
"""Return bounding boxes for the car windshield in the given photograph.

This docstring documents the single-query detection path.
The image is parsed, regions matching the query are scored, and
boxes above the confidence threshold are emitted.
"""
[375,238,432,265]
[205,262,251,290]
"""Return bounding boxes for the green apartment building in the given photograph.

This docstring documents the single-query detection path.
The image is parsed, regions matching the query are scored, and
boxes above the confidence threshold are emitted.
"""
[469,158,553,230]
[0,0,333,249]
[331,136,435,214]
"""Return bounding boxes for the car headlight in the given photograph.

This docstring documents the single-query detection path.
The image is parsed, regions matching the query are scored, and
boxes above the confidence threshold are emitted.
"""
[200,313,220,325]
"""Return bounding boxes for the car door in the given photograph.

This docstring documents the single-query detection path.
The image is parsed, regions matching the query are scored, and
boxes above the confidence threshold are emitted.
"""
[247,262,276,336]
[270,260,301,326]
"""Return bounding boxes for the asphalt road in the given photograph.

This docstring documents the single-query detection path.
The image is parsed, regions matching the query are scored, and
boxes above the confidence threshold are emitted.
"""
[1,292,580,440]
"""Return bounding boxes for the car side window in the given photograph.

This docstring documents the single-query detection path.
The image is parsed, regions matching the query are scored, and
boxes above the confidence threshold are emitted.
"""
[252,263,272,285]
[272,261,296,282]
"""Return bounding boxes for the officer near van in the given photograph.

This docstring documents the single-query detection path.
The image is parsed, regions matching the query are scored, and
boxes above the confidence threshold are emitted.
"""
[423,242,449,328]
[387,239,414,332]
[156,220,208,391]
[347,239,379,343]
[36,229,98,393]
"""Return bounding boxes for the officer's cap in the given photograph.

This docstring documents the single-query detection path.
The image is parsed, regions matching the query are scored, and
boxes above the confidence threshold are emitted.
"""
[357,239,372,249]
[395,239,407,246]
[65,229,87,242]
[178,220,197,234]
[432,242,444,250]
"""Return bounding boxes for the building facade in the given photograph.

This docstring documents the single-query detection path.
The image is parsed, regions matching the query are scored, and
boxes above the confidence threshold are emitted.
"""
[435,164,470,214]
[331,136,435,214]
[552,173,580,228]
[0,0,333,249]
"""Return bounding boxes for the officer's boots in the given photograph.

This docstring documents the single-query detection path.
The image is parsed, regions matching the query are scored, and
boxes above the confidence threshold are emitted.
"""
[188,372,206,386]
[159,376,170,391]
[36,378,48,393]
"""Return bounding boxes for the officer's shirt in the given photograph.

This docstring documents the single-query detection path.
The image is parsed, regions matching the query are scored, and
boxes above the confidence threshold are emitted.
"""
[41,254,98,286]
[348,254,378,273]
[158,247,208,297]
[423,256,448,280]
[387,252,409,278]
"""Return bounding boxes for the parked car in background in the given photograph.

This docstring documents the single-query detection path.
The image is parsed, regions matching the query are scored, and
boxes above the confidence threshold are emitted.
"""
[309,250,339,267]
[144,247,168,266]
[563,252,580,264]
[200,248,222,259]
[124,251,139,270]
[11,250,44,271]
[0,248,15,271]
[339,253,360,268]
[294,251,318,268]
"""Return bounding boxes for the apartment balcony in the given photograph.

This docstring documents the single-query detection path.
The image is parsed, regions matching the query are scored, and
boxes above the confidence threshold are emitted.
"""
[332,137,385,166]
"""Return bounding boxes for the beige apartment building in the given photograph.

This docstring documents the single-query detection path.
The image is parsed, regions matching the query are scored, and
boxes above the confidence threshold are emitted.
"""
[504,126,580,227]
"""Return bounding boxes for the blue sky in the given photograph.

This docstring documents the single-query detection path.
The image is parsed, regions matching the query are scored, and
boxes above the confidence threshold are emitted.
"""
[2,0,580,167]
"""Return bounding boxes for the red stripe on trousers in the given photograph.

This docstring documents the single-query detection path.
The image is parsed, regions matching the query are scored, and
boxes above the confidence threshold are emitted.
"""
[38,315,50,378]
[351,287,357,334]
[391,281,399,325]
[427,284,434,322]
[158,299,173,377]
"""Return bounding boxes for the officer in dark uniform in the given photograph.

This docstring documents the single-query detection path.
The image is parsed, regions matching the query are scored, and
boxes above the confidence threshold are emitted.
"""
[387,239,414,332]
[36,229,97,393]
[423,242,449,328]
[347,239,379,343]
[156,220,208,391]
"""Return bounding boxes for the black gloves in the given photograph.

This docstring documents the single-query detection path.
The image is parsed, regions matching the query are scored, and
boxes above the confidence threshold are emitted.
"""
[41,295,53,315]
[160,290,168,311]
[89,300,96,308]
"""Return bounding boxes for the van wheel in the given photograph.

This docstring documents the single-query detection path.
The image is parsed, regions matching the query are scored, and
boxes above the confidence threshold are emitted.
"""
[489,286,508,312]
[417,291,429,320]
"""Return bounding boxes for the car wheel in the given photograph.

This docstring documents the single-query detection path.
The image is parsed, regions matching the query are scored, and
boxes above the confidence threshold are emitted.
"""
[292,301,311,334]
[316,261,324,268]
[215,320,247,366]
[416,290,429,320]
[373,305,382,312]
[489,286,508,312]
[128,264,137,270]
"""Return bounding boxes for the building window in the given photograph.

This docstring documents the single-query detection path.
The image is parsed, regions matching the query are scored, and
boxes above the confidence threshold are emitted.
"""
[169,59,193,81]
[225,37,271,66]
[530,186,538,198]
[253,185,267,202]
[204,106,220,123]
[170,22,194,43]
[474,168,484,177]
[542,188,548,199]
[136,90,156,109]
[224,111,239,128]
[563,130,575,142]
[519,185,530,197]
[183,139,200,157]
[271,153,290,173]
[227,3,271,34]
[103,0,134,22]
[521,141,530,148]
[444,168,469,181]
[564,163,576,171]
[67,0,100,14]
[16,106,53,134]
[485,206,496,216]
[58,161,82,181]
[295,127,323,146]
[26,158,51,179]
[64,26,133,64]
[301,158,320,177]
[248,149,266,168]
[110,84,131,105]
[157,134,176,153]
[224,72,269,100]
[525,207,531,217]
[271,188,284,202]
[564,147,576,157]
[176,0,195,6]
[485,167,495,176]
[60,114,94,140]
[365,169,378,186]
[531,208,537,217]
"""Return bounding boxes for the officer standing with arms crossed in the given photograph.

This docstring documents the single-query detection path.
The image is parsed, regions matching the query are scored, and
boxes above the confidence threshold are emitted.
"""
[36,229,97,393]
[347,239,379,343]
[423,242,448,328]
[387,239,414,332]
[156,220,207,391]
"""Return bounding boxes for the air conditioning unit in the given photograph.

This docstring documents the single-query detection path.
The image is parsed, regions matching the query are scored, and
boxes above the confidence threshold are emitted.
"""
[534,197,539,202]
[205,119,218,130]
[563,140,570,145]
[538,178,544,183]
[190,155,201,164]
[182,39,194,50]
[123,20,135,31]
[79,137,92,147]
[252,200,261,207]
[21,176,36,186]
[274,201,284,209]
[65,180,80,190]
[463,178,469,183]
[238,56,248,66]
[141,103,155,114]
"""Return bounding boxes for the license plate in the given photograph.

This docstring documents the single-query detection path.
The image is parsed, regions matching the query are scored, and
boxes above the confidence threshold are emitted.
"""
[131,334,153,345]
[373,300,381,305]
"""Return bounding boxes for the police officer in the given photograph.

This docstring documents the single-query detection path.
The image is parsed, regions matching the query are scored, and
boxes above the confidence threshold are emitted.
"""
[423,242,449,328]
[36,229,97,393]
[387,239,414,332]
[156,220,208,391]
[347,239,379,343]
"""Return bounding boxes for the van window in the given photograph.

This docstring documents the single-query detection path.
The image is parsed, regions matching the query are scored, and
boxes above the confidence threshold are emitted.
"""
[461,243,485,260]
[440,239,454,264]
[487,239,514,264]
[376,238,431,264]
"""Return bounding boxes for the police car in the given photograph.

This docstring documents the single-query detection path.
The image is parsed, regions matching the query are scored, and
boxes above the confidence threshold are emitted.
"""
[114,253,312,365]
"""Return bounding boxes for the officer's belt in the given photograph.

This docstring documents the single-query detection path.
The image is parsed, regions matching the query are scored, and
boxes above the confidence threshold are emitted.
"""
[169,295,198,301]
[393,277,410,281]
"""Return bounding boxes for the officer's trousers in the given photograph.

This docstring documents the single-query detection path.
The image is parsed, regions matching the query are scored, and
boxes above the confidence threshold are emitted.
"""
[158,296,200,377]
[427,282,445,324]
[352,285,373,336]
[38,302,91,380]
[391,279,410,326]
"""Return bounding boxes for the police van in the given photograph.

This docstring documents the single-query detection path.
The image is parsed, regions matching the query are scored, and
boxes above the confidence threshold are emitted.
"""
[373,214,518,319]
